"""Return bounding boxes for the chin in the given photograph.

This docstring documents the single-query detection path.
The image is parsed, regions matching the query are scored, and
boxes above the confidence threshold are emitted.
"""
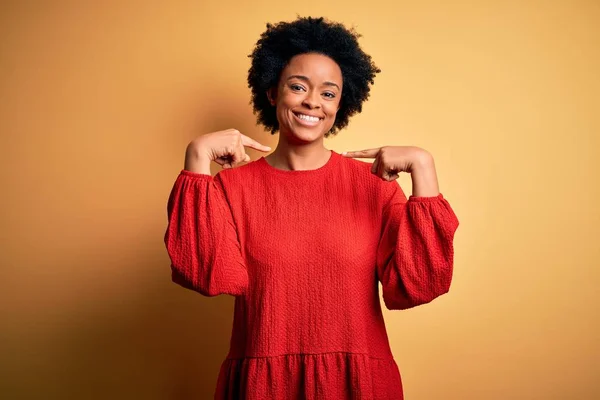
[282,121,333,142]
[286,127,326,143]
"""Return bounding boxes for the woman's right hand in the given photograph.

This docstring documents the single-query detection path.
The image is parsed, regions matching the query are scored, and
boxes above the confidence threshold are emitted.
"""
[185,129,271,174]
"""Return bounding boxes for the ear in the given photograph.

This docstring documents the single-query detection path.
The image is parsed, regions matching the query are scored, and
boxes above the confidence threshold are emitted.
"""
[266,88,277,106]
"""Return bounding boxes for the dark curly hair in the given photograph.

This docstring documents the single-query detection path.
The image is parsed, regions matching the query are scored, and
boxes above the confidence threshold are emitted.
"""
[247,16,381,137]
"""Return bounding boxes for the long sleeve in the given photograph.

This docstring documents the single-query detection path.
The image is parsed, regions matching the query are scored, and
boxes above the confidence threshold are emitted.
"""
[376,182,459,310]
[164,170,248,297]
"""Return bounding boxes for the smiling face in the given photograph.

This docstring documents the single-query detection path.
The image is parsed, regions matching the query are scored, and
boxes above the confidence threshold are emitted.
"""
[267,53,343,143]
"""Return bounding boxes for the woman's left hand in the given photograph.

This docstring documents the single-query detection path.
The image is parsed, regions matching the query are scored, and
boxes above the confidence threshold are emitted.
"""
[342,146,440,196]
[342,146,432,181]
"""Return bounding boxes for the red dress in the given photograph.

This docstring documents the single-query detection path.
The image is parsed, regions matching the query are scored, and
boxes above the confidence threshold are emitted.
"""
[164,150,459,399]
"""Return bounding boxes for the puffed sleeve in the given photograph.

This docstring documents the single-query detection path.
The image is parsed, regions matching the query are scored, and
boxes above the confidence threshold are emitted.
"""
[164,170,248,297]
[376,181,459,310]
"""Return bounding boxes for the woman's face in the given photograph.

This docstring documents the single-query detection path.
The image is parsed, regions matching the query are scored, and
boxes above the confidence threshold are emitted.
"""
[268,53,343,143]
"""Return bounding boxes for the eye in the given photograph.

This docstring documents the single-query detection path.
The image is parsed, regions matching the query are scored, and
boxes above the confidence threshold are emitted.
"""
[323,92,336,99]
[290,84,306,91]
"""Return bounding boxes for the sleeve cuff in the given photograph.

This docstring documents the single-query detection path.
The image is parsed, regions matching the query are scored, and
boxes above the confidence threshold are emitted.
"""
[407,193,445,203]
[179,169,214,180]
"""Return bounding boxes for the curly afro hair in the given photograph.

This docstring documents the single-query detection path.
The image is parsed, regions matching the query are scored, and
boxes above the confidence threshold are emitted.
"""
[247,16,381,137]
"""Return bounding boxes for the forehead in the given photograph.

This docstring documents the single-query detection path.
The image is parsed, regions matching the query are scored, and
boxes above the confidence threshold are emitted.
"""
[282,53,343,83]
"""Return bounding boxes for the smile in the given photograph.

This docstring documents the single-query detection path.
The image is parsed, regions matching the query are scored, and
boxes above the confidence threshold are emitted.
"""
[293,112,322,125]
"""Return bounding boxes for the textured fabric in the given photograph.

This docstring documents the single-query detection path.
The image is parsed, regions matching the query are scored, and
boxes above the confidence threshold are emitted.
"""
[164,150,459,399]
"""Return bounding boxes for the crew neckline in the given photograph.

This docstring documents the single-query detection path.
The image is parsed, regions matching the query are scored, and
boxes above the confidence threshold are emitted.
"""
[257,150,340,177]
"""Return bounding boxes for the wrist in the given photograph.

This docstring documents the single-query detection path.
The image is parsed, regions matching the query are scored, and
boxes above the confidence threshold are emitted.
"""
[184,142,212,175]
[409,151,439,197]
[410,150,434,173]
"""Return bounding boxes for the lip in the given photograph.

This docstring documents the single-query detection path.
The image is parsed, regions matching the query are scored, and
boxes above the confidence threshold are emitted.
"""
[292,111,323,127]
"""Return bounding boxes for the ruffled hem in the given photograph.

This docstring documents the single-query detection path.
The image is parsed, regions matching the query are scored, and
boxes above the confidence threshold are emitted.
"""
[214,352,404,400]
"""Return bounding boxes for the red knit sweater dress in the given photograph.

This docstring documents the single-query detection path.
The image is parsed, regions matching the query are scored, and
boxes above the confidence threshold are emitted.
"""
[164,150,459,399]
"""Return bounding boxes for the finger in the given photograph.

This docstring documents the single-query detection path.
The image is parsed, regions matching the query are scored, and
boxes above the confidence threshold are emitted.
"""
[216,153,249,170]
[342,148,381,158]
[215,155,236,167]
[237,149,251,164]
[231,145,246,166]
[214,157,228,166]
[382,166,399,181]
[241,134,271,152]
[371,158,380,175]
[377,158,386,179]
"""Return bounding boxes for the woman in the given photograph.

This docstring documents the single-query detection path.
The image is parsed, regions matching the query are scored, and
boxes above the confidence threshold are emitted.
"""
[165,16,459,399]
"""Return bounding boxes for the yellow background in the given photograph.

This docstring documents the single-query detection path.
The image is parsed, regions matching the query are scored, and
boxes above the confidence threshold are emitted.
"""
[1,1,598,399]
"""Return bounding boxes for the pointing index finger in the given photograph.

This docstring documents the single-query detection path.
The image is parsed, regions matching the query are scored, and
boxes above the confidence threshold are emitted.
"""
[241,134,271,152]
[342,148,381,158]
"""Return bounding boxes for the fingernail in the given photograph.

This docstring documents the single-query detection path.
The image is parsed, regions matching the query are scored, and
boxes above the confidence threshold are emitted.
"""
[342,151,347,156]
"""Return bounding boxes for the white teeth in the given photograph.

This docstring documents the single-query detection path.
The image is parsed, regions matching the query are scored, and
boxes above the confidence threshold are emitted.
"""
[296,113,320,122]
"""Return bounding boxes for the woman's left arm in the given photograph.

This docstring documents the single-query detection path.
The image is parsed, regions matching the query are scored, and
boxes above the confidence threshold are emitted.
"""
[343,146,459,310]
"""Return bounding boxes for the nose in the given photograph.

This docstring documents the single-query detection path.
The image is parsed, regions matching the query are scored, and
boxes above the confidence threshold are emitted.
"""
[301,90,320,109]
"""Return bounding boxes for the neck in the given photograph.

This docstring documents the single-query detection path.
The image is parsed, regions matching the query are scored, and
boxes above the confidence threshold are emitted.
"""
[266,135,331,171]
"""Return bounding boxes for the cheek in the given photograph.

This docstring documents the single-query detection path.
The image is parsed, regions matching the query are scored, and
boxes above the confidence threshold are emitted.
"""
[326,102,340,118]
[276,96,296,115]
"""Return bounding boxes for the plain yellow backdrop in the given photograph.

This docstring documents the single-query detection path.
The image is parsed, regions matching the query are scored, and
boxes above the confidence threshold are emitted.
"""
[1,1,598,399]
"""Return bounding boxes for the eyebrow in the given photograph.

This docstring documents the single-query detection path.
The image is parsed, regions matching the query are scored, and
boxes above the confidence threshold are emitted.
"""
[286,75,340,91]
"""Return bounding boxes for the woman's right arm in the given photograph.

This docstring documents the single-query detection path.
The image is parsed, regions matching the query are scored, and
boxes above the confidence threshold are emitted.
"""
[164,169,248,297]
[164,130,270,297]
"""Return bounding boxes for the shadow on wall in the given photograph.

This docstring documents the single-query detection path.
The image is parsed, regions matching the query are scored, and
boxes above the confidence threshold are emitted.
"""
[3,243,238,400]
[6,91,268,399]
[59,262,236,399]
